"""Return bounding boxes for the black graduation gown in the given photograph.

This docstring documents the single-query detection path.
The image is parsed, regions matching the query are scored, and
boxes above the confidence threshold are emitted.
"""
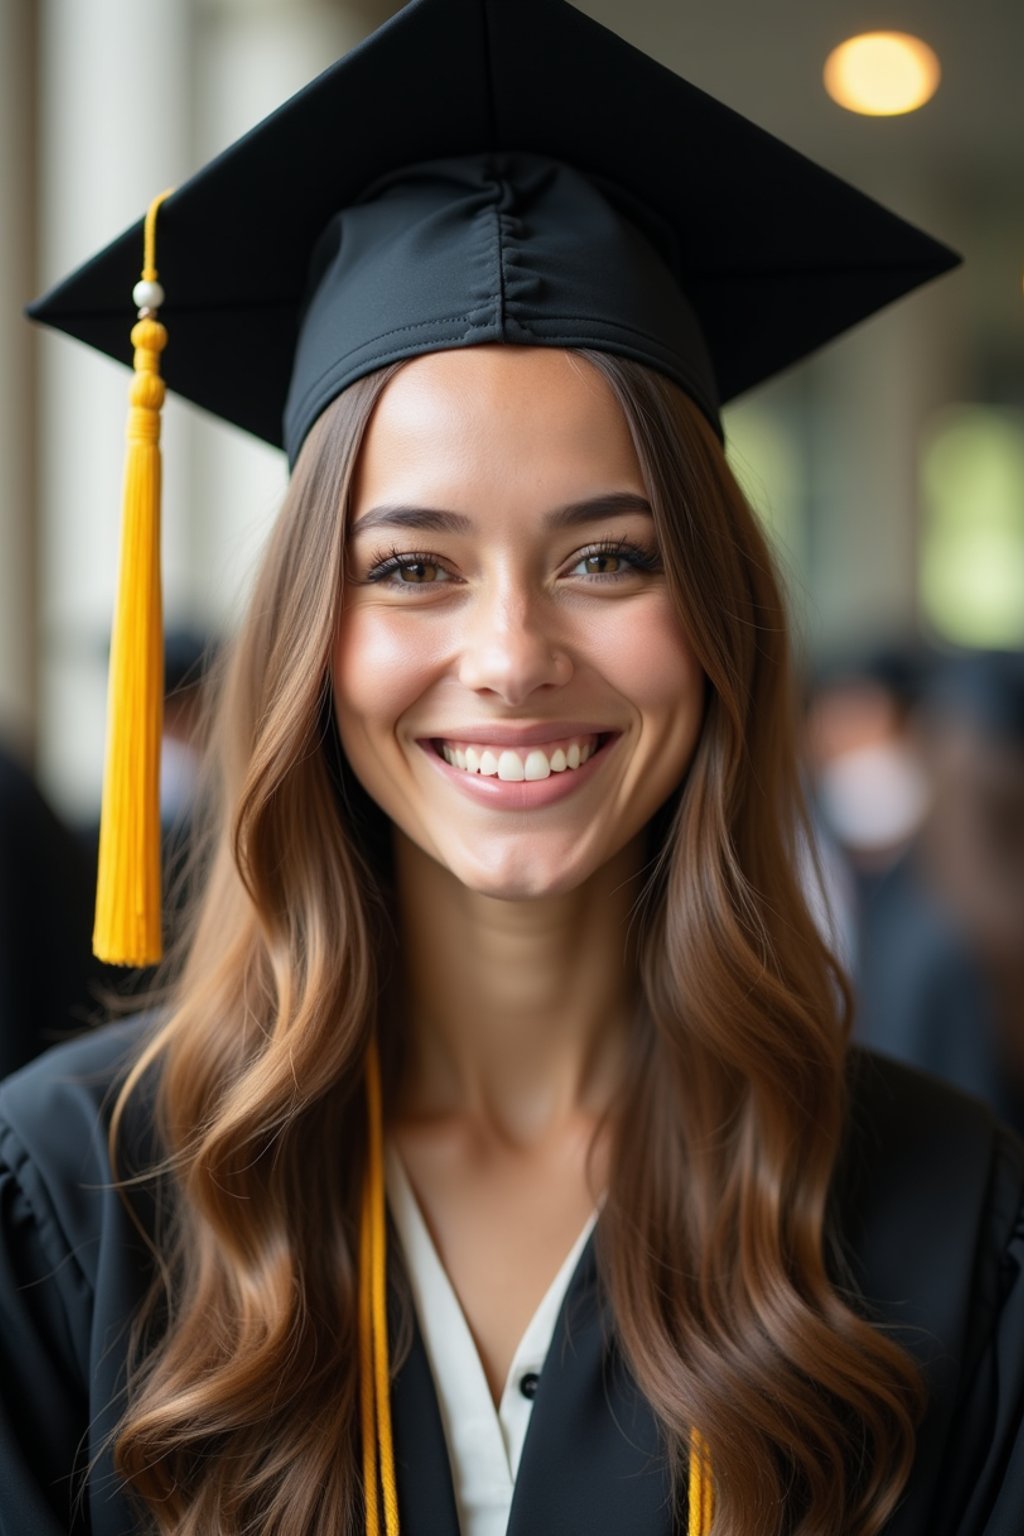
[1,1018,1022,1535]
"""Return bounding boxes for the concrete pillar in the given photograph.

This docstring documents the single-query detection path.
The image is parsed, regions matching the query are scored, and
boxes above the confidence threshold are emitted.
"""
[0,0,39,754]
[185,1,400,635]
[806,270,961,651]
[35,0,402,818]
[37,0,194,819]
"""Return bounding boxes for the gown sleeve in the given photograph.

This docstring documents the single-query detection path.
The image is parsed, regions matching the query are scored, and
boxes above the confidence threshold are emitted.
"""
[0,1018,155,1536]
[0,1116,93,1535]
[945,1119,1024,1535]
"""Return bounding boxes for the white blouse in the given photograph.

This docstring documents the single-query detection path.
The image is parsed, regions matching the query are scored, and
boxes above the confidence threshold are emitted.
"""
[385,1143,600,1536]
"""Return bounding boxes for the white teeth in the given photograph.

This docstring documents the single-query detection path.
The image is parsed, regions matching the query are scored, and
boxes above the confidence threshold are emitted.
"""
[498,750,525,781]
[438,735,606,779]
[524,749,551,781]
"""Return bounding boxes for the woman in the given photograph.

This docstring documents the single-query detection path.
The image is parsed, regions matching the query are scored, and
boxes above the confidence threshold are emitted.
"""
[3,2,1023,1533]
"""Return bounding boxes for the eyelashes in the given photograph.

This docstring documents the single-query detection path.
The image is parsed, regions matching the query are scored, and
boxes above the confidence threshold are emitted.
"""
[363,547,452,587]
[360,536,663,589]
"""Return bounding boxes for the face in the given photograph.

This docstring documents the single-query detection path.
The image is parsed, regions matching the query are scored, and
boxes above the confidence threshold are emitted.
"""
[331,345,704,900]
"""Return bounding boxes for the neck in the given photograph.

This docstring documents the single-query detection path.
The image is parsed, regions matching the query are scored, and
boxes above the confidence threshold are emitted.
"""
[388,831,647,1147]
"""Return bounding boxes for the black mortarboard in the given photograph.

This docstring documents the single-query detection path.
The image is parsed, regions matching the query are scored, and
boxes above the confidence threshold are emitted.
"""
[25,0,959,970]
[29,0,958,464]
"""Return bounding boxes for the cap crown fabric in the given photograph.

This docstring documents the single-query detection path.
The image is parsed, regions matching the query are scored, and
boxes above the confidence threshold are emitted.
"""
[284,152,719,462]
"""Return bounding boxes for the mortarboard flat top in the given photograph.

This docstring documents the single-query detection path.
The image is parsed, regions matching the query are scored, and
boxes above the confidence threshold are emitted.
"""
[27,0,959,458]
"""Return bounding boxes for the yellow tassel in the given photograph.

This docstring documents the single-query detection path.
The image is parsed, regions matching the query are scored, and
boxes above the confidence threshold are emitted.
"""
[93,190,173,965]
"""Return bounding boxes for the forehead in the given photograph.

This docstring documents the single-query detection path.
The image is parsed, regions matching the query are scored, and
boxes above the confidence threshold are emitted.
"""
[350,346,644,513]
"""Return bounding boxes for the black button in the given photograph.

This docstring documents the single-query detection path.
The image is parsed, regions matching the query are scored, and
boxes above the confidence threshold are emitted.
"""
[519,1371,540,1400]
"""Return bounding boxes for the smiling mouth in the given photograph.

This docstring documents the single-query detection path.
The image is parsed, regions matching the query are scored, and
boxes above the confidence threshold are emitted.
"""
[430,732,613,781]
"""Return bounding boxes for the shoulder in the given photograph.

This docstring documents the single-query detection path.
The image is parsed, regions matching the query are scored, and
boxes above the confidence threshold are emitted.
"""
[0,1018,162,1532]
[840,1045,1023,1237]
[836,1045,1024,1361]
[840,1053,1024,1531]
[844,1042,1020,1157]
[0,1013,157,1152]
[0,1015,162,1278]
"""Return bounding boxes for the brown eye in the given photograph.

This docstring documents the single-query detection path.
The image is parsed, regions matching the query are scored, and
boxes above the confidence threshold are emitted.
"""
[363,548,457,588]
[567,541,661,580]
[581,552,622,575]
[399,560,440,583]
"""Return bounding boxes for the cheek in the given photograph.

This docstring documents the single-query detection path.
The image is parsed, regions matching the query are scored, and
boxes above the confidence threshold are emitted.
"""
[331,605,434,747]
[589,597,703,737]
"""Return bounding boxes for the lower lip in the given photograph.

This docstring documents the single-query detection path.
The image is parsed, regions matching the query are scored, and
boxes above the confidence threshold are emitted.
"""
[417,735,620,810]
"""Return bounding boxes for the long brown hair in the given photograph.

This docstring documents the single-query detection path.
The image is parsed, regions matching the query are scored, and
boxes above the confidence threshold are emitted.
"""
[109,349,924,1535]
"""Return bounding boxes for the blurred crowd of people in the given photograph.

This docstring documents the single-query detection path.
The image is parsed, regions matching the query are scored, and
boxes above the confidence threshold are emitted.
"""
[2,632,1024,1135]
[807,643,1024,1133]
[0,628,213,1078]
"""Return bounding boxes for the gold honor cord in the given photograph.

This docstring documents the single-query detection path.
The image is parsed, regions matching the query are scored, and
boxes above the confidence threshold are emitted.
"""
[688,1427,715,1535]
[360,1037,400,1536]
[358,1036,715,1534]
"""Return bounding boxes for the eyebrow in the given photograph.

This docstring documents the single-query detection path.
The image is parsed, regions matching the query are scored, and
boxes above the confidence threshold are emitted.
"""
[349,491,653,536]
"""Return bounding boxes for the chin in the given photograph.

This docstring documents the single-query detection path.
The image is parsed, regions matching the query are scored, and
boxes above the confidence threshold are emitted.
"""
[444,845,599,902]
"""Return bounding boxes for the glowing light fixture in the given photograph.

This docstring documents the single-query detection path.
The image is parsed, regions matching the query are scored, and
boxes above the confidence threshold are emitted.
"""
[824,32,941,117]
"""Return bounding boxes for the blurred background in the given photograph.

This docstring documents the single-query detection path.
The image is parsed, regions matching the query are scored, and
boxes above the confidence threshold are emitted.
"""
[1,0,1023,1111]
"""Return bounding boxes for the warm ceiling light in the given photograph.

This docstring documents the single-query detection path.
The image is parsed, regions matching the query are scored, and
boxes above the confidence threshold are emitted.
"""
[824,32,941,116]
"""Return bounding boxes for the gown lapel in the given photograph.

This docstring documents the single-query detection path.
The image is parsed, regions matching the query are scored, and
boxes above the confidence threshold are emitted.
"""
[389,1297,463,1536]
[388,1227,676,1536]
[506,1234,675,1536]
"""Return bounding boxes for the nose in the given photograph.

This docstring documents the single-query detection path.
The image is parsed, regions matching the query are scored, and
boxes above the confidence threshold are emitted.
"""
[456,583,573,704]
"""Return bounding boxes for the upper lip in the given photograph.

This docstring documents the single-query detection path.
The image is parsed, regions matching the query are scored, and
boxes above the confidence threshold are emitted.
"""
[419,722,619,748]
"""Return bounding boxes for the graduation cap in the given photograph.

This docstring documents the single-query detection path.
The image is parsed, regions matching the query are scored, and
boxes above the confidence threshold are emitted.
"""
[27,0,958,971]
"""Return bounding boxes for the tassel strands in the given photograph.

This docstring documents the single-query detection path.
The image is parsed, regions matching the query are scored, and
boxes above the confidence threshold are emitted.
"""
[93,189,174,965]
